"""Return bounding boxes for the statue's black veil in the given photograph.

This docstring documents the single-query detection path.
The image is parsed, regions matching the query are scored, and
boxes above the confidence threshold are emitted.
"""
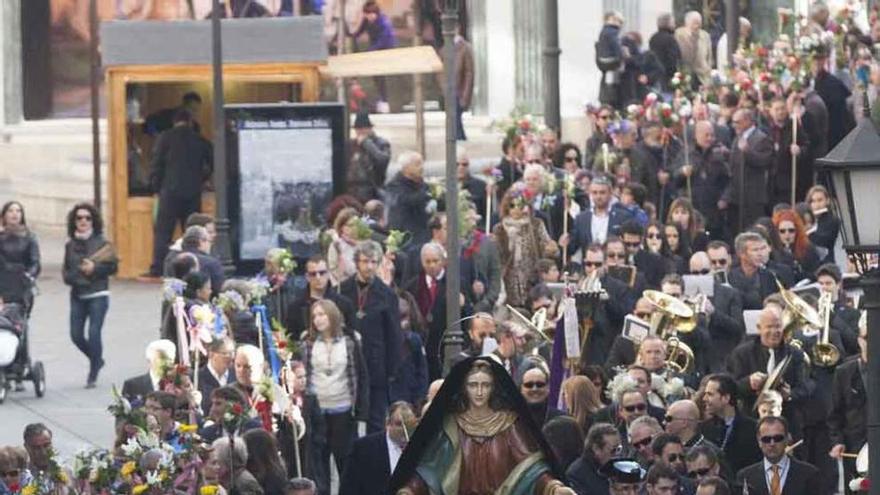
[387,356,562,493]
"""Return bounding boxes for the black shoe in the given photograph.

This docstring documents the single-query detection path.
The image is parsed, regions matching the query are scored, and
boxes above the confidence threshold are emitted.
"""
[88,358,105,385]
[85,381,96,389]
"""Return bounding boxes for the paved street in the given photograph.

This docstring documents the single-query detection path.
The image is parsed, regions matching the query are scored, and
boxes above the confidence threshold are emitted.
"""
[0,232,159,456]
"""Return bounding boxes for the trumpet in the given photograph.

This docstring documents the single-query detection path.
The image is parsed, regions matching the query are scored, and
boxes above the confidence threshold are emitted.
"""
[812,292,841,367]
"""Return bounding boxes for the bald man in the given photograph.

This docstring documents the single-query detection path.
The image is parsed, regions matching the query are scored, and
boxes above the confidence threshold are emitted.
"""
[674,121,730,240]
[666,400,717,449]
[726,306,810,432]
[689,252,744,371]
[721,108,774,232]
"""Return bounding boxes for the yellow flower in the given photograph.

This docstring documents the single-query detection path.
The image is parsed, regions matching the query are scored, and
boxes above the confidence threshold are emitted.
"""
[121,461,137,477]
[57,472,70,484]
[21,484,37,495]
[178,423,198,434]
[200,486,220,495]
[132,484,149,495]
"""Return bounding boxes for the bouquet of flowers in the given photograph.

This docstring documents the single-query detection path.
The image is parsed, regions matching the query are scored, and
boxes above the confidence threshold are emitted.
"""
[162,278,186,304]
[425,177,446,201]
[384,230,411,254]
[506,182,535,211]
[491,107,547,143]
[215,290,246,314]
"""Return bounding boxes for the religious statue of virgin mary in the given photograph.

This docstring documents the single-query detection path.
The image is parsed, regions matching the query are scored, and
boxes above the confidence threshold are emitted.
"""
[389,357,575,495]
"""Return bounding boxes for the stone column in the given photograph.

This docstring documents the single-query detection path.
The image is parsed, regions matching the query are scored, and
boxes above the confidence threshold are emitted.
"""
[0,0,23,125]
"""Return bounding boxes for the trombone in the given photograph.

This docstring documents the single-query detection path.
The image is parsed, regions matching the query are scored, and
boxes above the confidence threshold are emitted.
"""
[812,292,841,367]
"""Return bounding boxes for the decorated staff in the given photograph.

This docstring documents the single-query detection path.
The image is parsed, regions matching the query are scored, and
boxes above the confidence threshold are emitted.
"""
[791,99,799,206]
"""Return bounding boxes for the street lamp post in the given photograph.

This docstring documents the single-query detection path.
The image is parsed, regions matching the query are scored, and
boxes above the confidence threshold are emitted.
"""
[211,0,234,272]
[542,0,561,133]
[816,96,880,495]
[442,0,463,375]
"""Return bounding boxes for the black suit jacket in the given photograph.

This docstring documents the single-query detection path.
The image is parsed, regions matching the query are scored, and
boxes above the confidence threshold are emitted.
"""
[726,338,812,418]
[735,457,820,495]
[339,276,402,387]
[121,373,154,402]
[339,432,391,495]
[149,125,213,199]
[701,413,762,475]
[632,249,666,289]
[828,357,867,451]
[707,282,745,371]
[723,127,774,207]
[197,366,236,414]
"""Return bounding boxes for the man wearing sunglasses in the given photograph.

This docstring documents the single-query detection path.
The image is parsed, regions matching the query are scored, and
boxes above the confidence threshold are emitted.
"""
[684,445,725,486]
[285,255,355,338]
[620,220,666,289]
[689,251,744,372]
[518,360,564,427]
[666,400,715,450]
[604,298,657,371]
[566,423,622,495]
[627,416,663,466]
[735,416,819,495]
[577,244,633,367]
[650,433,694,493]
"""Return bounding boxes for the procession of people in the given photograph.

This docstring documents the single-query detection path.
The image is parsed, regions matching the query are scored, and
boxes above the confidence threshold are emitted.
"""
[0,2,878,494]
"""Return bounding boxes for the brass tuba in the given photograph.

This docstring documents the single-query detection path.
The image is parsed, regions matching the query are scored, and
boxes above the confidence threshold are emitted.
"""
[777,280,819,367]
[644,290,696,374]
[812,292,841,367]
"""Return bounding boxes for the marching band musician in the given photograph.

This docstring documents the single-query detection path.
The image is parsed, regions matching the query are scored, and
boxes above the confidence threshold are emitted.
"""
[620,219,667,289]
[727,232,788,310]
[828,313,867,493]
[605,237,649,297]
[815,263,861,356]
[658,274,710,380]
[725,305,812,438]
[688,252,745,372]
[572,244,633,368]
[604,297,656,371]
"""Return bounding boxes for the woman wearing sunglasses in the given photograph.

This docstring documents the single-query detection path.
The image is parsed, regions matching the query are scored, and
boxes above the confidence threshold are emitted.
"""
[62,202,118,388]
[771,209,821,283]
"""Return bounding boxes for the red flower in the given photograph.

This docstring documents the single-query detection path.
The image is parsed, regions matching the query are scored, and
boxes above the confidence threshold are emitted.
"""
[661,107,672,118]
[8,483,19,492]
[518,119,531,131]
[522,189,535,201]
[861,478,871,491]
[231,403,244,415]
[277,341,287,349]
[755,46,768,58]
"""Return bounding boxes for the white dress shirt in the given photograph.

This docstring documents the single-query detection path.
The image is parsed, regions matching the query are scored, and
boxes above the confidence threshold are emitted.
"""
[764,455,791,493]
[386,433,403,473]
[590,209,610,245]
[208,363,228,387]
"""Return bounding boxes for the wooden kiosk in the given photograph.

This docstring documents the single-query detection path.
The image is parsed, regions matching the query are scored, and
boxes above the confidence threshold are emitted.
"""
[101,17,327,278]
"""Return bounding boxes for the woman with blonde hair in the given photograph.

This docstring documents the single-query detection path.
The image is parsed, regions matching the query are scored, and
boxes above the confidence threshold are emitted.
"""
[302,299,369,485]
[561,375,603,433]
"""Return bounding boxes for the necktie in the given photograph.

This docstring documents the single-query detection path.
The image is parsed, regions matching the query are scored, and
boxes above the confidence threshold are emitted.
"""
[770,464,781,495]
[767,349,777,375]
[429,277,438,304]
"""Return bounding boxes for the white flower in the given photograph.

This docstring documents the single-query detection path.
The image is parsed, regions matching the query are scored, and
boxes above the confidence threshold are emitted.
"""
[121,437,142,457]
[146,470,162,486]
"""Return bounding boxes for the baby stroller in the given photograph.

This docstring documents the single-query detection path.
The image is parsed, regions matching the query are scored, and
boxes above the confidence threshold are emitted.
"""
[0,268,46,403]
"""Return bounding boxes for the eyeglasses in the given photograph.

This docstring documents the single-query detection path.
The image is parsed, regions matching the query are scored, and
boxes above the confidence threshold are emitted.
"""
[778,228,796,234]
[523,381,547,389]
[76,215,92,221]
[623,241,642,248]
[709,258,728,266]
[585,261,604,268]
[1,469,20,477]
[666,453,684,463]
[307,270,328,277]
[623,403,647,413]
[690,269,711,275]
[607,252,626,259]
[631,435,653,449]
[687,467,713,478]
[760,434,786,444]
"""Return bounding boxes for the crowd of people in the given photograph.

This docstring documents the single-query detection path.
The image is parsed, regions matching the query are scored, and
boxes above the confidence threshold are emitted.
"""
[0,2,878,494]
